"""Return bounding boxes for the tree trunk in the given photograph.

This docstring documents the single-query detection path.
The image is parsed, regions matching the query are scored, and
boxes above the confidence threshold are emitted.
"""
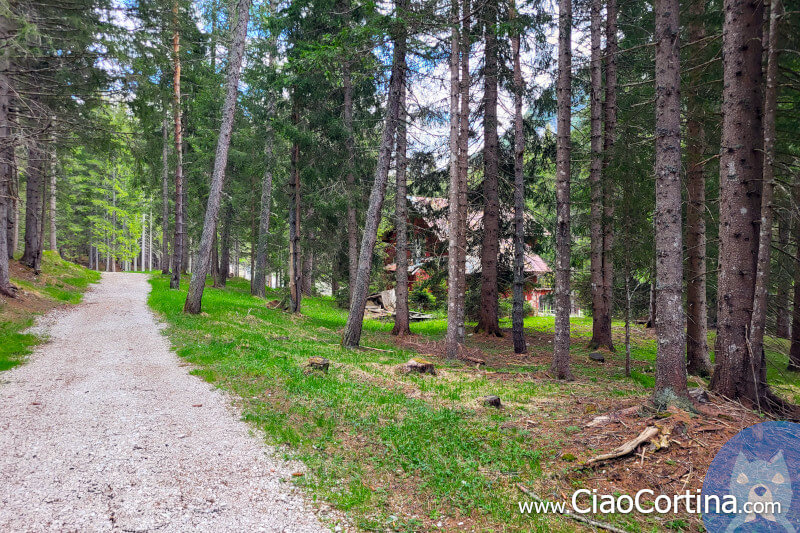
[302,227,314,296]
[341,0,406,348]
[9,164,17,260]
[551,0,574,380]
[445,0,463,357]
[288,101,302,313]
[48,156,56,252]
[140,213,146,269]
[8,162,17,260]
[21,143,44,272]
[343,62,359,304]
[217,204,231,288]
[183,0,250,312]
[476,0,502,337]
[170,0,184,290]
[588,0,612,351]
[790,184,800,370]
[210,227,219,285]
[685,1,711,377]
[776,217,791,339]
[624,255,632,377]
[160,112,170,275]
[0,42,16,296]
[709,0,766,406]
[601,0,618,351]
[252,135,273,297]
[454,0,470,345]
[747,0,781,396]
[392,80,411,336]
[511,0,526,354]
[653,0,688,402]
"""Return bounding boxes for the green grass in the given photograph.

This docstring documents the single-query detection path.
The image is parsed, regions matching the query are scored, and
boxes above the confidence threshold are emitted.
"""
[149,277,579,531]
[0,251,100,372]
[0,319,38,371]
[148,276,800,531]
[149,277,681,531]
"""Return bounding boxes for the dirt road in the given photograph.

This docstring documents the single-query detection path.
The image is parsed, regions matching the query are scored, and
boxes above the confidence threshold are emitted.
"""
[0,273,329,532]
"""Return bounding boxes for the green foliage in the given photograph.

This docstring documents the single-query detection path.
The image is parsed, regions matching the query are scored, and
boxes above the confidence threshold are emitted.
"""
[409,286,436,309]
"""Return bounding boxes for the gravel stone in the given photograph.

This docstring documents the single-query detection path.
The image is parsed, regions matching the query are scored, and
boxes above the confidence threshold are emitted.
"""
[0,273,330,532]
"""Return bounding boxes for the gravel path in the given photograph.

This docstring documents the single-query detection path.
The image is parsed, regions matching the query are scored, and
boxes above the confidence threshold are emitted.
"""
[0,273,330,533]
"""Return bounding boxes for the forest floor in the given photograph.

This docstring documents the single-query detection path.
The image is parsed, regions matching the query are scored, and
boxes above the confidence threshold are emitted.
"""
[0,273,328,532]
[147,276,800,533]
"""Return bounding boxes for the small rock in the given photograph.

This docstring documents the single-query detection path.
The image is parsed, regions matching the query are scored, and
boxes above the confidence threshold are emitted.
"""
[396,358,436,376]
[306,356,330,372]
[481,395,502,408]
[688,387,709,404]
[588,352,605,363]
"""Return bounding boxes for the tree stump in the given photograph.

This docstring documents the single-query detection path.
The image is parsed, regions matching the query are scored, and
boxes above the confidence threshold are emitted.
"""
[306,356,330,372]
[396,358,436,376]
[481,395,502,408]
[588,352,605,363]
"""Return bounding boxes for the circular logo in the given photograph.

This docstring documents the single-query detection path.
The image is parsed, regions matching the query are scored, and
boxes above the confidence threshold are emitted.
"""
[703,421,800,532]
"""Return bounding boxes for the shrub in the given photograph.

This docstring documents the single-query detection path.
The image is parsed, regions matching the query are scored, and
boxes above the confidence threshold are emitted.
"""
[410,287,436,309]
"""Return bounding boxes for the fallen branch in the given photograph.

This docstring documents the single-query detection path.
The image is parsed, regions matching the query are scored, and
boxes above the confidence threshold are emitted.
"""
[516,484,628,533]
[584,426,660,466]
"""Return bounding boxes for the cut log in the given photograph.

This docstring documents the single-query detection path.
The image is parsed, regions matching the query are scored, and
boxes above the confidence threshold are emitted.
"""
[584,425,660,465]
[396,358,436,376]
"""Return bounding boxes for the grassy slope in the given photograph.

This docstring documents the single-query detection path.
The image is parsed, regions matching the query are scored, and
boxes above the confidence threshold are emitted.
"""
[0,251,100,371]
[148,276,799,532]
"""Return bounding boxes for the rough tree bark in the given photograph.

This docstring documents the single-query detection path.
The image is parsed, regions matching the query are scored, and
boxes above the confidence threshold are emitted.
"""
[790,184,800,370]
[343,62,359,304]
[511,0,526,354]
[7,161,16,260]
[601,0,617,350]
[748,0,782,390]
[302,226,315,296]
[588,0,612,351]
[0,34,16,296]
[341,0,406,348]
[392,80,411,336]
[709,0,767,406]
[476,0,502,337]
[252,135,274,298]
[169,0,184,289]
[217,204,231,288]
[48,160,56,252]
[775,217,791,339]
[21,143,44,273]
[653,0,688,401]
[685,0,711,377]
[183,0,251,313]
[552,0,574,380]
[454,0,470,345]
[210,228,219,285]
[445,0,463,357]
[160,112,170,275]
[288,101,302,313]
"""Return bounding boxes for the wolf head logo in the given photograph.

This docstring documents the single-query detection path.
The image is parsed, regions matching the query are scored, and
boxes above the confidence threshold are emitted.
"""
[724,451,796,533]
